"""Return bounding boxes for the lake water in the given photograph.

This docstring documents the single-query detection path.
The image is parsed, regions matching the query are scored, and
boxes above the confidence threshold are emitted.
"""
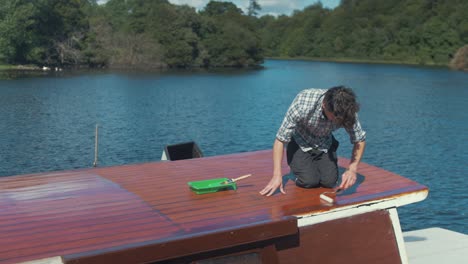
[1,60,467,234]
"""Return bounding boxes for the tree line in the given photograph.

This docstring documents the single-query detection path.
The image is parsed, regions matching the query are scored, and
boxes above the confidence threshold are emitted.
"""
[258,0,467,69]
[0,0,466,70]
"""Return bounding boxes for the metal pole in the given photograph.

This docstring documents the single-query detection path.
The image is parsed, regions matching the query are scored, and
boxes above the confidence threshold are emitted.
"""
[93,124,99,167]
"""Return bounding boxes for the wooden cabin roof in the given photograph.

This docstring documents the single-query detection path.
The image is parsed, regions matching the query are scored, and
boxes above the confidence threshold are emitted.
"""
[0,150,428,264]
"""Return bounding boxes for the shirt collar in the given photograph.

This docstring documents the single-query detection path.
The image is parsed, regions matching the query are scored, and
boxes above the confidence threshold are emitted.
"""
[318,95,327,120]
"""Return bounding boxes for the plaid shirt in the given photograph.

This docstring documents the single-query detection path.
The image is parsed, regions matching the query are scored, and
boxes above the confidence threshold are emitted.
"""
[276,88,366,152]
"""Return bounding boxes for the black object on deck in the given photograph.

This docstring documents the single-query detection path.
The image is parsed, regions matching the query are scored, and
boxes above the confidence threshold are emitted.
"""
[163,141,203,161]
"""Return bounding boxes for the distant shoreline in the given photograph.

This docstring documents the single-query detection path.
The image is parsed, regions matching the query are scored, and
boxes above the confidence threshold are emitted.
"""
[0,57,454,72]
[0,64,41,71]
[266,56,450,68]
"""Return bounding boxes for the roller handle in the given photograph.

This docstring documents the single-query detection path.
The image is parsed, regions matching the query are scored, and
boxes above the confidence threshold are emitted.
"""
[231,174,252,182]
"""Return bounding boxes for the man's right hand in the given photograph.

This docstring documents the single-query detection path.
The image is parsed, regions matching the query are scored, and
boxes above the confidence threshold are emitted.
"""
[260,139,287,196]
[259,175,285,196]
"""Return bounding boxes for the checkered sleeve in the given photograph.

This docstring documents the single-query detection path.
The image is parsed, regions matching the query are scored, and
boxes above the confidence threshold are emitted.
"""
[276,93,303,142]
[346,113,366,144]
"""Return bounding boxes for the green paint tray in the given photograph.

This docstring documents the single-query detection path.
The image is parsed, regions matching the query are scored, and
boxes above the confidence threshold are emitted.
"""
[187,178,237,194]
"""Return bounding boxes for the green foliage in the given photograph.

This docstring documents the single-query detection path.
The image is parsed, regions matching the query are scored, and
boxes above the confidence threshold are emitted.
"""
[0,1,38,64]
[0,0,263,68]
[200,1,263,67]
[1,0,466,68]
[0,0,92,66]
[248,0,261,17]
[259,0,467,66]
[202,1,243,16]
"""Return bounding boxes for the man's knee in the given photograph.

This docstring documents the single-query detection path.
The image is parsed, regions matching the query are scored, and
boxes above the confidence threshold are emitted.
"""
[320,178,337,188]
[295,174,320,188]
[319,171,338,188]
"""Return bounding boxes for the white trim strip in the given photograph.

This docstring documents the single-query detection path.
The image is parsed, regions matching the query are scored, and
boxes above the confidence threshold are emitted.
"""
[17,257,63,264]
[297,190,428,227]
[389,207,408,264]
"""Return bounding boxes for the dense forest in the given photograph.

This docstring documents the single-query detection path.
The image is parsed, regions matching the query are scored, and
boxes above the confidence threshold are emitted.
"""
[259,0,468,69]
[0,0,467,70]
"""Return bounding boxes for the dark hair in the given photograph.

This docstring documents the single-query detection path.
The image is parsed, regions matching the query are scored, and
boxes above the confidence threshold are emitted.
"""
[323,86,360,129]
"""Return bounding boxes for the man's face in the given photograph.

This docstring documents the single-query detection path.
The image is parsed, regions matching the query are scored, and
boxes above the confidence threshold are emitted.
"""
[322,102,336,122]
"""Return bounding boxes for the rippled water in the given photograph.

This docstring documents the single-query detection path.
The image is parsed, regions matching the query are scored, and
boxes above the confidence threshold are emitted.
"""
[1,60,467,233]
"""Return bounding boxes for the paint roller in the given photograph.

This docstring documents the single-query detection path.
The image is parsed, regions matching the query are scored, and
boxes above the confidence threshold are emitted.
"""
[320,188,342,204]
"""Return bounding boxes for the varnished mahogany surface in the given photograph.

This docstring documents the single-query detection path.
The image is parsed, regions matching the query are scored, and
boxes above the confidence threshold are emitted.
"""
[0,150,427,263]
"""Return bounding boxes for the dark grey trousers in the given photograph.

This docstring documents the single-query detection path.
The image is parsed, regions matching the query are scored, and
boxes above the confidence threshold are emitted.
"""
[286,137,339,188]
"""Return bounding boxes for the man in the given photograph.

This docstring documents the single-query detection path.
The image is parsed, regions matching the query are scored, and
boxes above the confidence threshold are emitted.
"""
[260,86,366,196]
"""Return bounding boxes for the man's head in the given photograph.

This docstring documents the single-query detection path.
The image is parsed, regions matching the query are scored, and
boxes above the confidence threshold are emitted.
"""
[322,86,360,129]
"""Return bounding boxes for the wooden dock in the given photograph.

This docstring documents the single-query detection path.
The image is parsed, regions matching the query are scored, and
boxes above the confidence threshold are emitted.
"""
[0,150,428,264]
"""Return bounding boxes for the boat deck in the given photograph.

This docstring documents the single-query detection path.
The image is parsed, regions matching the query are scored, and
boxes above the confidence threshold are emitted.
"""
[0,150,428,264]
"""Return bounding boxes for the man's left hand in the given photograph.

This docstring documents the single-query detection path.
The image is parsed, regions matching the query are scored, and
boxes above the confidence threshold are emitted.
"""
[339,169,357,190]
